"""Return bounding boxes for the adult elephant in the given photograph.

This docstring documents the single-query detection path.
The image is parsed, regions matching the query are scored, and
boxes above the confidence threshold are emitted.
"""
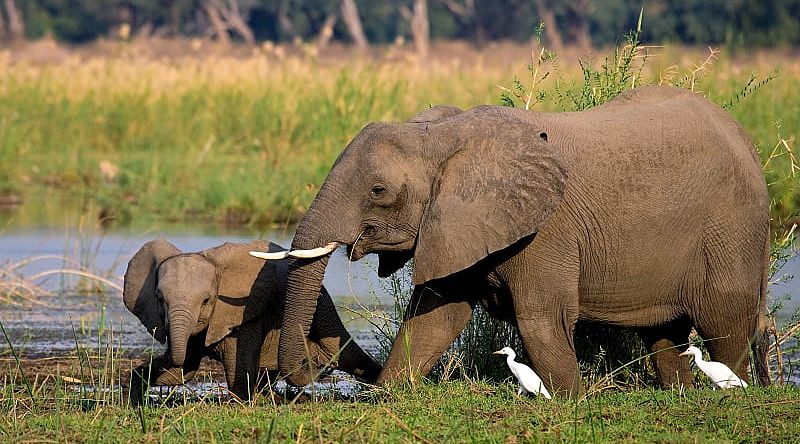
[254,86,770,395]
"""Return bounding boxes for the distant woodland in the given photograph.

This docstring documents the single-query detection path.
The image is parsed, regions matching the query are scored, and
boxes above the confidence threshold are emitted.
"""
[0,0,798,52]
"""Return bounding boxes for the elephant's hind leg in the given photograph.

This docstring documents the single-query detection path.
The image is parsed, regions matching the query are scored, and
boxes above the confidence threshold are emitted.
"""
[692,224,765,383]
[638,317,694,388]
[515,315,581,397]
[506,241,582,397]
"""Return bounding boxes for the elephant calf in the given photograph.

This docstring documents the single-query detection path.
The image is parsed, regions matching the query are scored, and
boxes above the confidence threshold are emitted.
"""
[123,239,380,404]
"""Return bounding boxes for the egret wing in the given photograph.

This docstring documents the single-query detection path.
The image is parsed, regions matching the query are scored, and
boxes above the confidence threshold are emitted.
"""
[514,364,551,399]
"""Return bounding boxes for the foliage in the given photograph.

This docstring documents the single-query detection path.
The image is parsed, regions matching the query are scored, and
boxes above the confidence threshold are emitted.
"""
[7,0,800,47]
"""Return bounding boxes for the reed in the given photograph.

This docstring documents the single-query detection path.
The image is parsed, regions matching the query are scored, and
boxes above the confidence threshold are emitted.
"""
[0,41,797,227]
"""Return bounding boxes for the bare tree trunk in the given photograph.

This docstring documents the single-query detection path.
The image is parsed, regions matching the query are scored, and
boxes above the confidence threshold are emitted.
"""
[568,0,592,51]
[4,0,24,41]
[439,0,486,46]
[410,0,429,58]
[203,1,231,46]
[339,0,368,50]
[168,0,181,36]
[439,0,474,19]
[533,0,563,52]
[0,6,7,40]
[315,12,337,50]
[214,0,255,46]
[277,4,298,40]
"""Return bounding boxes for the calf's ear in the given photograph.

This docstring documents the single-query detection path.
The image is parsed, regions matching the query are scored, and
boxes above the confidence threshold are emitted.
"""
[123,239,181,343]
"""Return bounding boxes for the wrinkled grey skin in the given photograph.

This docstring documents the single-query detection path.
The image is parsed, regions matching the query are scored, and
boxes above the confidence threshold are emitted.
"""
[123,239,380,404]
[279,86,770,395]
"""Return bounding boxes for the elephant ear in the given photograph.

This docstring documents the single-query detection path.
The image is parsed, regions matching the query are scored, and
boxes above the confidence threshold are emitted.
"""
[123,239,181,343]
[373,105,465,278]
[408,105,463,123]
[413,111,568,285]
[203,240,283,347]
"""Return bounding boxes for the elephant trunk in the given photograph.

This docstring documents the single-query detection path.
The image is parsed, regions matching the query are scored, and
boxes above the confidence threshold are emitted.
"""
[279,189,352,386]
[280,255,329,386]
[168,306,198,367]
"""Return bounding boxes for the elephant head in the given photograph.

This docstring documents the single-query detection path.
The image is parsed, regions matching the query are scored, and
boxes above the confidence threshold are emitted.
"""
[124,239,282,367]
[264,105,568,385]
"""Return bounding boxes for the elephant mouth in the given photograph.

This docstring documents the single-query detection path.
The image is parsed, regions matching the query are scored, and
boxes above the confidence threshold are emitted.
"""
[346,238,414,262]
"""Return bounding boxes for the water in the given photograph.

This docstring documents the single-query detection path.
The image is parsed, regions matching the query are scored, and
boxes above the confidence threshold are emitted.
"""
[1,201,799,394]
[0,222,393,358]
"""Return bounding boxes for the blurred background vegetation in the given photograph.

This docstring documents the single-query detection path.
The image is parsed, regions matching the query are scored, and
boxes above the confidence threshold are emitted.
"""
[1,0,799,48]
[0,0,797,228]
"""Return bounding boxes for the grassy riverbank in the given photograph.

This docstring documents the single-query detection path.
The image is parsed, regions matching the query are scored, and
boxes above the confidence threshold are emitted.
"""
[0,40,797,227]
[0,381,798,443]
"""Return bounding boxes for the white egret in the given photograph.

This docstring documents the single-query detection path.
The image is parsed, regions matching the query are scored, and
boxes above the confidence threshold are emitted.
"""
[493,347,552,399]
[679,346,748,389]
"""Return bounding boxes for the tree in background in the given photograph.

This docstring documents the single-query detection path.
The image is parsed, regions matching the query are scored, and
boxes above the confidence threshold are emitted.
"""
[201,0,256,46]
[339,0,368,49]
[401,0,430,58]
[0,0,24,41]
[7,0,800,48]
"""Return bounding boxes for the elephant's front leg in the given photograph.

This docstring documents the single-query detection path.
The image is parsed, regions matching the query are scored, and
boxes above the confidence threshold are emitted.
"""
[218,321,265,401]
[127,350,202,406]
[378,285,474,384]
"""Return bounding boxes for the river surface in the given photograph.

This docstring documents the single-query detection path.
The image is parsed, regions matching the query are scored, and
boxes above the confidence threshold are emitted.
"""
[0,222,395,360]
[1,201,799,390]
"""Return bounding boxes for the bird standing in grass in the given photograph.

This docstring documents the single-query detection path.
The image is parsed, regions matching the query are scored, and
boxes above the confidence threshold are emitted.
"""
[493,347,552,399]
[679,346,748,389]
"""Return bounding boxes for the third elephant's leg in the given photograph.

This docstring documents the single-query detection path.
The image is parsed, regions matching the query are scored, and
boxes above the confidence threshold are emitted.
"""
[219,321,265,400]
[638,317,694,388]
[377,285,474,384]
[691,225,765,384]
[128,347,203,406]
[503,242,582,397]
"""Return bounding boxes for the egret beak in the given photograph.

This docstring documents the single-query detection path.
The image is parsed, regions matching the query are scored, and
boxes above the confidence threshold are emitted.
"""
[492,350,504,355]
[249,242,339,261]
[678,350,690,356]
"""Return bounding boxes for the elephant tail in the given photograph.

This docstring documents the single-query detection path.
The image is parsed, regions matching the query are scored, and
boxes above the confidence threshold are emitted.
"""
[751,231,771,386]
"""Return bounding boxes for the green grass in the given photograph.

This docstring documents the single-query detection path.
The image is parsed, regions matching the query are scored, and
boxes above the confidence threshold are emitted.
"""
[0,381,798,443]
[0,44,797,226]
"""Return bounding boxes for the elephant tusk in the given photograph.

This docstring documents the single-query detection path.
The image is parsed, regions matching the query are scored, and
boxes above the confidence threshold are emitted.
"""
[287,242,340,259]
[250,242,339,260]
[249,250,289,260]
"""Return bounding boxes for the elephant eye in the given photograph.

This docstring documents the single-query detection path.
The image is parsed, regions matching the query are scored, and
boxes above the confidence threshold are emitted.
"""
[202,297,211,306]
[370,184,386,198]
